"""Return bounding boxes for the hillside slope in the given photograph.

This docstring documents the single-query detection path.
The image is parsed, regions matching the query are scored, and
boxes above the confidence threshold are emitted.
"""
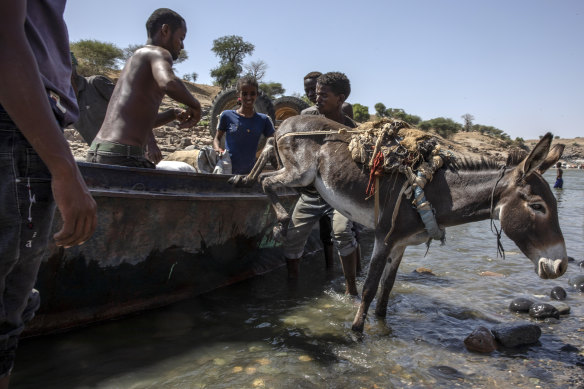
[65,82,583,166]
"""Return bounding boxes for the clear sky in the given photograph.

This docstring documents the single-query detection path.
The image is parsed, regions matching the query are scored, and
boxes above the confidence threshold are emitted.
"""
[64,0,583,140]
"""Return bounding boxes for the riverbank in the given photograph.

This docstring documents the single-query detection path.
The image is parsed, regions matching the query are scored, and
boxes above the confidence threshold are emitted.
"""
[65,81,584,167]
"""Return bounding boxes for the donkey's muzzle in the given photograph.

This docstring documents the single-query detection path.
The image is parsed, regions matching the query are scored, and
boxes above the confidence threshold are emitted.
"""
[537,257,568,279]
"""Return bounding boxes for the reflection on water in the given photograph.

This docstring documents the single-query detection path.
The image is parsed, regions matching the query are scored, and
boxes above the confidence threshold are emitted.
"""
[12,170,584,388]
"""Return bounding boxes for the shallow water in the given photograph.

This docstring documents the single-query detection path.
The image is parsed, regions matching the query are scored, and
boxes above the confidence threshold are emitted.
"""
[12,169,584,388]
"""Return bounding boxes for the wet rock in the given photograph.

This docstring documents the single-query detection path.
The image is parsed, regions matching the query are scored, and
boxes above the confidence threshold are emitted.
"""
[560,344,579,353]
[179,138,192,148]
[529,303,560,320]
[569,275,584,292]
[492,323,541,347]
[480,271,505,277]
[464,326,497,353]
[509,297,534,313]
[567,256,575,262]
[428,365,465,380]
[414,267,434,275]
[550,286,567,300]
[551,302,571,315]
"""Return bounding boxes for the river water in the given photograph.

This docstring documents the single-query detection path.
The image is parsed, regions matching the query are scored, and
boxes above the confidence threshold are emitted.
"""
[12,170,584,388]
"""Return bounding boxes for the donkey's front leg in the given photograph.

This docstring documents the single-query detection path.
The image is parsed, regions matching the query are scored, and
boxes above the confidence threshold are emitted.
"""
[375,247,405,318]
[352,235,393,332]
[264,185,291,242]
[262,169,316,241]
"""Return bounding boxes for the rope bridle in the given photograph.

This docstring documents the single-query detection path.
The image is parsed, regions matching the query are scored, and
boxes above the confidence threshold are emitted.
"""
[490,165,507,259]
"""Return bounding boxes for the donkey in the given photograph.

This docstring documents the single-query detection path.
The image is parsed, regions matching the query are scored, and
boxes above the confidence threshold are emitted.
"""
[240,114,568,333]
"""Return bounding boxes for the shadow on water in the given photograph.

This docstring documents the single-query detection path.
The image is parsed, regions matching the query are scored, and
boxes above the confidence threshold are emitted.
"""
[13,248,360,388]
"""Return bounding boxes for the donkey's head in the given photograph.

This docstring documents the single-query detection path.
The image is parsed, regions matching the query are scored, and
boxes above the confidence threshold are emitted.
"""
[496,133,568,279]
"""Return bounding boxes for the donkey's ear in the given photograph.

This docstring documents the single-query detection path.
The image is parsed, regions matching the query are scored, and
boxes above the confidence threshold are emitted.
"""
[537,144,565,174]
[517,132,553,179]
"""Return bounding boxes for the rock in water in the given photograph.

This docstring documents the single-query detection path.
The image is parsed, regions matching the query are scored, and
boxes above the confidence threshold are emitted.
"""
[551,302,571,315]
[492,323,541,348]
[529,303,560,320]
[550,286,567,300]
[509,297,534,313]
[568,275,584,292]
[464,326,497,353]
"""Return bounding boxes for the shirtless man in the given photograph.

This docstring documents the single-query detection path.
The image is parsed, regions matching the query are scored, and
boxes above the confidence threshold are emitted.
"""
[88,8,201,168]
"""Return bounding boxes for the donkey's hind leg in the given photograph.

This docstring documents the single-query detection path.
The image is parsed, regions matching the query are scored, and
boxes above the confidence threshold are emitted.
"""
[352,232,393,332]
[375,247,405,318]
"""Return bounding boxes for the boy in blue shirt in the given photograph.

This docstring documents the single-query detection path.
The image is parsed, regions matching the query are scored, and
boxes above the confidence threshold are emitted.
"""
[213,76,275,174]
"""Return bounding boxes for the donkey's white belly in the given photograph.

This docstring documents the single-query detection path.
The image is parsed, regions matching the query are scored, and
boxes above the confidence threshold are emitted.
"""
[314,177,375,228]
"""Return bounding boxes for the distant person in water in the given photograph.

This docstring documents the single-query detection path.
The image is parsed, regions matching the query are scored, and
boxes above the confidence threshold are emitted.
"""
[554,161,563,188]
[88,8,201,168]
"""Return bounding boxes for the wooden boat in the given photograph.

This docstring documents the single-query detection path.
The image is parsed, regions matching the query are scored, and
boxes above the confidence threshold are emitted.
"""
[26,162,303,337]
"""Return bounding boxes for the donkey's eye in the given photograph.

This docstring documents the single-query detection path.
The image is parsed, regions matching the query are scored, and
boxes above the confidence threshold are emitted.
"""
[530,203,544,212]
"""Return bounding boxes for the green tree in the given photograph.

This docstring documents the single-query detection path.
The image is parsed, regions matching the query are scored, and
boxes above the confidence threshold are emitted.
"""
[461,113,474,132]
[374,102,388,117]
[353,103,370,122]
[70,39,123,76]
[384,107,421,125]
[419,117,462,138]
[182,72,198,82]
[259,82,285,99]
[210,35,255,87]
[244,60,267,81]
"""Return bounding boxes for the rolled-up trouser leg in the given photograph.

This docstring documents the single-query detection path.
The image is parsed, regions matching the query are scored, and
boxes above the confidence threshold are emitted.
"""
[284,193,331,260]
[330,210,357,257]
[340,249,359,296]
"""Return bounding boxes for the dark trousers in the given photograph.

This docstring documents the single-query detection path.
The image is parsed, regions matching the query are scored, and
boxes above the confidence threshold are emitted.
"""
[0,112,54,376]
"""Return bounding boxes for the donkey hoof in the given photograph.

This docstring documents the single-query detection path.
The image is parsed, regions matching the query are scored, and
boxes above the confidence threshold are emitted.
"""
[227,175,242,185]
[272,223,288,242]
[229,175,253,187]
[351,320,365,333]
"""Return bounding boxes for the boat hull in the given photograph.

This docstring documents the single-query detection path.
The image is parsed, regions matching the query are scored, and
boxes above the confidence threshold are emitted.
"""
[26,162,301,336]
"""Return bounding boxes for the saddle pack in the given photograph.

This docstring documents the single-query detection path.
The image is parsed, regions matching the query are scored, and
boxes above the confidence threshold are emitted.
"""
[348,118,454,242]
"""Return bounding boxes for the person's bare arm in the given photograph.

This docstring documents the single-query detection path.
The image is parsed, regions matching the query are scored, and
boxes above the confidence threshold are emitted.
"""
[151,50,201,128]
[145,131,162,164]
[213,131,225,153]
[154,108,185,128]
[0,1,97,247]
